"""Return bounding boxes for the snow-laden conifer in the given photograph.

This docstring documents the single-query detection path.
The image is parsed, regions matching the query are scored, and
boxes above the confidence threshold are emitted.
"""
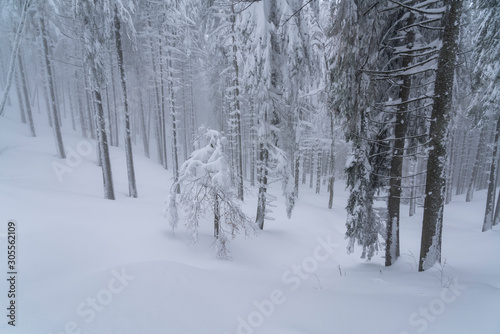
[166,128,254,259]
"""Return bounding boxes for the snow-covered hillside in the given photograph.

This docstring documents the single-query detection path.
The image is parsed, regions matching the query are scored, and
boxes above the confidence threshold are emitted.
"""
[0,117,499,334]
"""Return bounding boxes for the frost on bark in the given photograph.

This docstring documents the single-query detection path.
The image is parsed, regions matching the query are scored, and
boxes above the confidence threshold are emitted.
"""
[40,16,65,159]
[17,51,35,136]
[75,0,115,200]
[94,89,115,200]
[328,109,335,209]
[230,2,244,201]
[386,12,416,267]
[114,8,137,198]
[466,125,487,202]
[419,0,462,272]
[482,115,500,232]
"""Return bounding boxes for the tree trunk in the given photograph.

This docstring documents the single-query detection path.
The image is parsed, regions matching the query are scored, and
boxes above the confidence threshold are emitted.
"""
[385,12,415,267]
[328,109,335,209]
[309,148,314,189]
[409,155,418,217]
[250,102,256,187]
[149,31,165,167]
[466,125,487,202]
[114,9,138,198]
[138,83,150,158]
[419,0,462,272]
[214,192,220,238]
[315,149,322,194]
[17,51,35,136]
[231,4,244,201]
[445,129,455,204]
[482,115,500,232]
[14,65,26,123]
[255,142,269,230]
[40,16,65,159]
[94,89,115,200]
[295,152,300,199]
[167,48,179,192]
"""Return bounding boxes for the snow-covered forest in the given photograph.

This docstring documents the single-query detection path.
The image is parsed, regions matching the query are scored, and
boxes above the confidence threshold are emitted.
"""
[0,0,499,333]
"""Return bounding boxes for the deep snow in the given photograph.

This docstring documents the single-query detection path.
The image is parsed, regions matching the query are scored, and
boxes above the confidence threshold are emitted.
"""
[0,114,499,334]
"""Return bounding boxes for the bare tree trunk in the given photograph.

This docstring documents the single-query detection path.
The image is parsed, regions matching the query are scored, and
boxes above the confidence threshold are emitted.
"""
[302,154,307,185]
[167,49,179,192]
[315,149,322,194]
[160,43,169,169]
[76,71,87,138]
[295,151,300,199]
[138,83,150,158]
[250,102,256,187]
[149,32,165,167]
[17,51,35,136]
[14,66,26,123]
[385,12,415,266]
[231,4,244,201]
[214,192,220,238]
[466,125,487,202]
[328,109,335,209]
[114,9,138,198]
[409,155,418,217]
[482,115,500,232]
[109,56,118,147]
[255,142,269,230]
[419,0,462,271]
[94,89,115,200]
[309,148,314,189]
[445,129,455,204]
[40,16,65,159]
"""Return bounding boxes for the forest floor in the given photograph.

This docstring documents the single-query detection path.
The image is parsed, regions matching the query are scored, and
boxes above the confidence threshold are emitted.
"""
[0,115,499,334]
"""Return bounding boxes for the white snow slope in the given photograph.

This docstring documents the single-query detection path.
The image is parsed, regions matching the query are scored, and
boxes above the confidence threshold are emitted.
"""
[0,115,499,334]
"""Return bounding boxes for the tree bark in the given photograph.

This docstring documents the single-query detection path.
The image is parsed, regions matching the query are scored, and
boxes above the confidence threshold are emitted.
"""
[40,16,65,159]
[328,109,335,209]
[419,0,462,272]
[466,125,487,202]
[94,89,115,200]
[255,142,269,230]
[482,115,500,232]
[231,4,244,201]
[17,51,35,136]
[114,8,138,198]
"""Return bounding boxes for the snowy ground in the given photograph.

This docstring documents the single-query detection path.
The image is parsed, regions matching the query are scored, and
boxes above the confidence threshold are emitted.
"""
[0,115,499,334]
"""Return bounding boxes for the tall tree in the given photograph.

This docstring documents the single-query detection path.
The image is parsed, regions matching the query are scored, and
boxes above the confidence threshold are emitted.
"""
[74,0,115,200]
[419,0,463,272]
[113,5,138,198]
[471,0,500,229]
[39,14,66,158]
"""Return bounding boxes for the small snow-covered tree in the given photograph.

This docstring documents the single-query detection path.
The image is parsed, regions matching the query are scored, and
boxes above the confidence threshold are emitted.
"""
[167,128,254,259]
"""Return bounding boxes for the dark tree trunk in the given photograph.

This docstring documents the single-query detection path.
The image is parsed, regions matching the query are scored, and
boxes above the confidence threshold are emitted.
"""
[466,125,487,202]
[214,193,220,238]
[40,17,65,159]
[231,4,244,201]
[328,109,335,209]
[482,115,500,232]
[94,89,115,200]
[255,142,269,230]
[419,0,462,272]
[114,9,138,198]
[17,51,35,136]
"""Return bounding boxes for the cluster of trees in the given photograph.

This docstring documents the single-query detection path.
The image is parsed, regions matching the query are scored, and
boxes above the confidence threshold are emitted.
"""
[0,0,497,266]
